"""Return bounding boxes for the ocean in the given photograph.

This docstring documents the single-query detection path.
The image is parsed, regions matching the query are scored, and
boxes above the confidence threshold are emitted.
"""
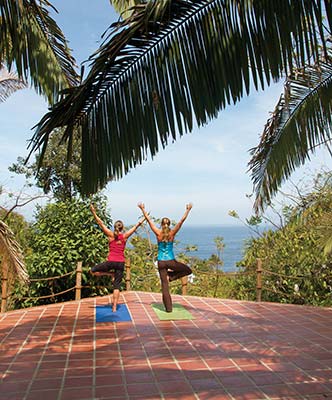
[174,225,256,272]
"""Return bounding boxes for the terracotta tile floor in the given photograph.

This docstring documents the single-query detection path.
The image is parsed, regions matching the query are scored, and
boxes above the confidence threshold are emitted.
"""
[1,291,332,400]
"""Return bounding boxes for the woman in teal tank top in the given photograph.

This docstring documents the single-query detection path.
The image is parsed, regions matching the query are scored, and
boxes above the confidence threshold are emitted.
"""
[138,202,192,312]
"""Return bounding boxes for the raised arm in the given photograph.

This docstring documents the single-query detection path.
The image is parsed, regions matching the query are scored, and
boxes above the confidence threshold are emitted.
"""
[123,215,146,239]
[90,203,114,238]
[137,202,160,236]
[172,203,193,235]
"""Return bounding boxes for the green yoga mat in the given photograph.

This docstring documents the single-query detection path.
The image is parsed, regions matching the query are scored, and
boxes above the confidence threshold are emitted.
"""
[152,303,194,320]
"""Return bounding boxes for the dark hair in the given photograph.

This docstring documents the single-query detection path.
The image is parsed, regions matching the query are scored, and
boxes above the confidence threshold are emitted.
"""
[114,220,124,239]
[160,217,171,242]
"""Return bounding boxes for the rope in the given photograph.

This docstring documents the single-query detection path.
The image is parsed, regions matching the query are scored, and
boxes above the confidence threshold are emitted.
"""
[80,284,111,290]
[18,286,76,300]
[262,268,332,280]
[262,285,304,299]
[262,269,304,280]
[29,271,74,282]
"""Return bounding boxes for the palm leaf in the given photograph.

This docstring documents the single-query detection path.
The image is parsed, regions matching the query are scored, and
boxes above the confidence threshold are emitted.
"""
[317,218,332,255]
[0,0,79,103]
[29,0,331,194]
[109,0,143,19]
[0,220,29,284]
[249,53,332,212]
[0,66,27,102]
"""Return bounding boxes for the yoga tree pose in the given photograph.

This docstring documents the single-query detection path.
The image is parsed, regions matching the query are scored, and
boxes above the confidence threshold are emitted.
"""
[90,203,145,312]
[138,202,192,312]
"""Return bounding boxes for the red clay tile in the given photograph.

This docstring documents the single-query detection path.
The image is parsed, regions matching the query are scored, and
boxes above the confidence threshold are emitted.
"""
[227,386,266,399]
[126,382,160,396]
[1,292,332,400]
[291,382,332,396]
[26,389,59,400]
[158,379,193,394]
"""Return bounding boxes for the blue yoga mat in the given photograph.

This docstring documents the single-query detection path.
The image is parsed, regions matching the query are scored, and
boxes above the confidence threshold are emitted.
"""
[96,303,132,323]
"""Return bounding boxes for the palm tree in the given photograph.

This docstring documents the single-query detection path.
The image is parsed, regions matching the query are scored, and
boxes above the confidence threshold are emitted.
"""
[0,0,79,103]
[0,65,27,102]
[249,45,332,213]
[0,220,29,312]
[28,0,332,195]
[0,1,80,303]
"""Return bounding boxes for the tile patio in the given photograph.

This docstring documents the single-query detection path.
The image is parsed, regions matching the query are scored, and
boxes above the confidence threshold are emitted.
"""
[1,291,332,399]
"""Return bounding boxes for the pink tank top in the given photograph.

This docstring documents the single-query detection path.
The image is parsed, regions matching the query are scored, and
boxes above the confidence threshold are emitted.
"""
[107,233,126,262]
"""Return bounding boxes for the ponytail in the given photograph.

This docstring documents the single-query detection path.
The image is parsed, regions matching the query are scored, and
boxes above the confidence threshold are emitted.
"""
[161,217,171,242]
[113,220,124,239]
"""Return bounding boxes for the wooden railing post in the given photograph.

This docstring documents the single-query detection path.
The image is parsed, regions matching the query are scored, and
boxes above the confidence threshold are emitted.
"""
[181,276,188,295]
[1,259,9,313]
[125,259,131,291]
[75,261,82,301]
[256,258,262,302]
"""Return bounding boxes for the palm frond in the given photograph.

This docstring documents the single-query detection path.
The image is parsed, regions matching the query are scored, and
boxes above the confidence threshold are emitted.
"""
[0,66,27,102]
[29,0,331,194]
[249,55,332,212]
[0,0,79,103]
[318,223,332,255]
[109,0,143,19]
[0,220,29,284]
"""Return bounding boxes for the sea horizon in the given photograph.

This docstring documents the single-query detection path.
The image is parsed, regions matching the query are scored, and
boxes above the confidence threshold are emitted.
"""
[174,225,253,272]
[134,224,272,272]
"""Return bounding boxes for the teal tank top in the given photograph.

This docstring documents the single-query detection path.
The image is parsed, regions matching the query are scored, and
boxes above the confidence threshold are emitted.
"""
[157,241,175,261]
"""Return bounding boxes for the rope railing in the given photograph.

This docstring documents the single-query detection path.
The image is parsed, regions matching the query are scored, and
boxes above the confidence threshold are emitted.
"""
[0,260,131,312]
[28,271,73,282]
[19,286,76,300]
[1,257,331,312]
[262,268,332,280]
[255,258,332,303]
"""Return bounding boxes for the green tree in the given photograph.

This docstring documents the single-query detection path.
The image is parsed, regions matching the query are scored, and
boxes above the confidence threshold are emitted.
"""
[10,128,84,201]
[233,172,332,306]
[28,0,331,194]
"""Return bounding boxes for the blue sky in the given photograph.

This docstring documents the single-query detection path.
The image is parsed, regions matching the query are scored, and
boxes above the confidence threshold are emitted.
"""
[0,1,329,226]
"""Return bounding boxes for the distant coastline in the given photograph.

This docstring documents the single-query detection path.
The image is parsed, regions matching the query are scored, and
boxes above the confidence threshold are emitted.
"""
[135,224,272,272]
[175,224,268,272]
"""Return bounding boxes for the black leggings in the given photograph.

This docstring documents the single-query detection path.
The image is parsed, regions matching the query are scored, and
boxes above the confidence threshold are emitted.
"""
[91,261,124,290]
[158,259,192,312]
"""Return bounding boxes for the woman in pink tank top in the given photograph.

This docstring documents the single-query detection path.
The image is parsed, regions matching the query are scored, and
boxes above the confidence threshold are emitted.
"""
[90,204,145,312]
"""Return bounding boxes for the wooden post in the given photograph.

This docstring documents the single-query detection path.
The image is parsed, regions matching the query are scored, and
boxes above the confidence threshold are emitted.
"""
[125,259,131,291]
[75,261,82,301]
[181,276,188,295]
[256,258,262,302]
[1,259,9,313]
